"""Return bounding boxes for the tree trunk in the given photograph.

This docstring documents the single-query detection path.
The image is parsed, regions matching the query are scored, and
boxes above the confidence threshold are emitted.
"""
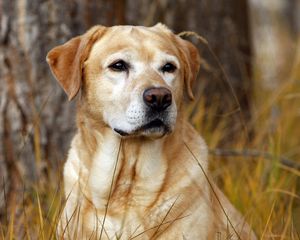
[0,0,252,215]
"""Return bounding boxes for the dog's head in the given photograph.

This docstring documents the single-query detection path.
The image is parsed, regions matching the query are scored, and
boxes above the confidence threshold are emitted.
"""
[47,24,200,138]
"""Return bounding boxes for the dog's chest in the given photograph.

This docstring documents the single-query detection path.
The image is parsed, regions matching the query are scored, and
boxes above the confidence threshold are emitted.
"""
[88,135,168,209]
[84,136,181,238]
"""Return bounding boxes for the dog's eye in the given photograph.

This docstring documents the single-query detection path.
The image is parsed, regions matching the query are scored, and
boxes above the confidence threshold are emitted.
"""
[161,63,177,73]
[108,60,129,72]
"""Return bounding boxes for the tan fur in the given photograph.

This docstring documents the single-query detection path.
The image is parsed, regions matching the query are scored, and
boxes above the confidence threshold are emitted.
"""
[47,24,256,240]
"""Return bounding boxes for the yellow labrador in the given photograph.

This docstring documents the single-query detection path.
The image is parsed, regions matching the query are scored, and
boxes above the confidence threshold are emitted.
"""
[47,24,256,240]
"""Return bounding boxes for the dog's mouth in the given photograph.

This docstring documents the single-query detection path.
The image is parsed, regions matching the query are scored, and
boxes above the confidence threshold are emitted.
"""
[141,119,166,130]
[113,128,130,136]
[114,119,170,138]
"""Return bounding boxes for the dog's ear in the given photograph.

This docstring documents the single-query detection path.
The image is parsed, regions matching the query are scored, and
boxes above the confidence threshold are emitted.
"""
[178,38,201,100]
[46,26,106,100]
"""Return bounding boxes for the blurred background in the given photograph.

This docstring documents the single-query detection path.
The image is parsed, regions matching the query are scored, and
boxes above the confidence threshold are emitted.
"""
[0,0,299,238]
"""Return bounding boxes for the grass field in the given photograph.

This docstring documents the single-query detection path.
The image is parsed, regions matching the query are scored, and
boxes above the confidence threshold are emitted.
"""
[1,40,299,240]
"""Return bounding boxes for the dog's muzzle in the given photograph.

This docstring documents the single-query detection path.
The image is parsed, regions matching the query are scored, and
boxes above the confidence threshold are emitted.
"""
[114,87,174,138]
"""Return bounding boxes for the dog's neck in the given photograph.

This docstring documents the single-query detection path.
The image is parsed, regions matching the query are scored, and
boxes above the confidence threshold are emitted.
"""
[75,114,185,209]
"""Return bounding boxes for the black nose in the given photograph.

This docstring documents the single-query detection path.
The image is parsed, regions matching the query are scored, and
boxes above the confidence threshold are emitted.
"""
[143,87,172,111]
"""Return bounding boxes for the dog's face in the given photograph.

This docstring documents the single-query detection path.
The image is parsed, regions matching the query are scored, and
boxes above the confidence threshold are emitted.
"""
[47,24,200,138]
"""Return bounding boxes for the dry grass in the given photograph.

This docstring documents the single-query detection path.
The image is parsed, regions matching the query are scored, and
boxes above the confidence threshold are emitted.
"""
[199,41,300,239]
[1,40,300,240]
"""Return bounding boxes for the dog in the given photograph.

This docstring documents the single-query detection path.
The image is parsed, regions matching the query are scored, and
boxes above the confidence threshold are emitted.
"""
[47,24,256,240]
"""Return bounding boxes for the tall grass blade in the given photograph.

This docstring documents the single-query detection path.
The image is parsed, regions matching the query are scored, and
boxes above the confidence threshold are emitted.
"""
[184,141,242,240]
[99,139,122,240]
